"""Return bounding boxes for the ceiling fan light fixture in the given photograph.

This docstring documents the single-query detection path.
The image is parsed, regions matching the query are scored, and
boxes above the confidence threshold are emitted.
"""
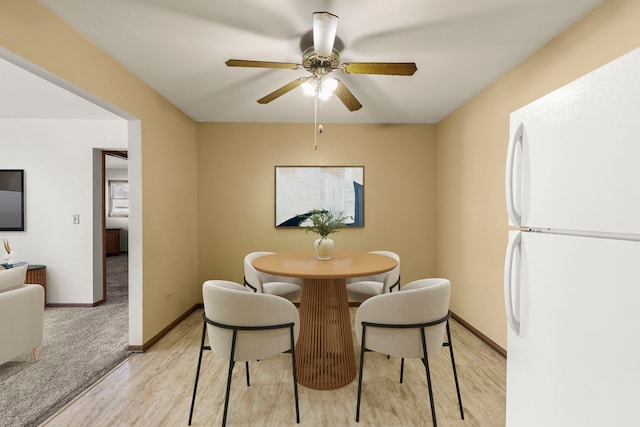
[318,77,338,100]
[302,76,337,100]
[312,11,338,58]
[302,77,318,96]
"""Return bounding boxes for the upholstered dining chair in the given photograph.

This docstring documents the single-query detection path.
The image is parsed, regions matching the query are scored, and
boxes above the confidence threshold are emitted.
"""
[354,278,464,426]
[244,251,302,301]
[188,280,301,427]
[346,250,400,303]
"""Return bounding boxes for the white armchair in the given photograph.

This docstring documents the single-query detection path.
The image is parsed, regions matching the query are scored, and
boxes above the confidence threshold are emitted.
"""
[0,264,44,365]
[346,250,400,303]
[243,251,302,301]
[354,278,464,425]
[189,280,300,426]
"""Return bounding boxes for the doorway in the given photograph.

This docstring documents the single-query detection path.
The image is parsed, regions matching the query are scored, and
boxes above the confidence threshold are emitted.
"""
[103,150,129,303]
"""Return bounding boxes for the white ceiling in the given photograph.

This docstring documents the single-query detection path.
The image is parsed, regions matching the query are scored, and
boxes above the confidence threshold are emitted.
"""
[105,155,128,169]
[0,54,120,120]
[4,0,604,124]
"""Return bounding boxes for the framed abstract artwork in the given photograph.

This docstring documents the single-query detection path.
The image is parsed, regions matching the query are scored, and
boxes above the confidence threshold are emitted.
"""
[275,166,364,228]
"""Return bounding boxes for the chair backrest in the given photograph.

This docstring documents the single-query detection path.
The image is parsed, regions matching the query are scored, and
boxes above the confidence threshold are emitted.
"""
[202,280,300,361]
[346,251,400,293]
[244,252,270,292]
[355,278,450,358]
[244,252,302,293]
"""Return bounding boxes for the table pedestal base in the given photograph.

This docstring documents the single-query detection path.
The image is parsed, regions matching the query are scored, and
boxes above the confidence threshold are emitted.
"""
[296,278,356,390]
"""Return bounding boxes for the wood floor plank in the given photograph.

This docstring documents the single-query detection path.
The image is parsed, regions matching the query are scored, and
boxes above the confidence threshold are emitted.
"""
[42,309,506,426]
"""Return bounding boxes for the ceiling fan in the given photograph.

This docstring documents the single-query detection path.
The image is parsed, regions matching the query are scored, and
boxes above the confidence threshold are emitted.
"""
[225,11,417,112]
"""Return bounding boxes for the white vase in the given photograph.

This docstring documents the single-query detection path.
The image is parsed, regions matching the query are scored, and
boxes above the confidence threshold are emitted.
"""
[2,251,17,265]
[314,237,334,260]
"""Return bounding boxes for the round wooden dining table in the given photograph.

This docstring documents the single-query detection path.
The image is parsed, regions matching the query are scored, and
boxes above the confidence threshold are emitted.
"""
[252,250,397,390]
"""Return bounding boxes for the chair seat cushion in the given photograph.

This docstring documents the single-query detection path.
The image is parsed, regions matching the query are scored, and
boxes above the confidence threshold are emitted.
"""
[264,282,302,300]
[347,281,383,303]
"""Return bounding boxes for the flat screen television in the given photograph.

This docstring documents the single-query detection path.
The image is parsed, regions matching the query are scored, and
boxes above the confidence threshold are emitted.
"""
[0,169,25,231]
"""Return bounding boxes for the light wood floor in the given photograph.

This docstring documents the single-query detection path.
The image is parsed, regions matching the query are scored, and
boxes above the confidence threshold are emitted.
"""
[42,309,506,426]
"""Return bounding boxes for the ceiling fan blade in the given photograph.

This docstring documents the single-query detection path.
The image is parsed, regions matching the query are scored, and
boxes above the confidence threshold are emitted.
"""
[334,79,362,112]
[257,78,307,104]
[226,59,301,70]
[341,62,417,76]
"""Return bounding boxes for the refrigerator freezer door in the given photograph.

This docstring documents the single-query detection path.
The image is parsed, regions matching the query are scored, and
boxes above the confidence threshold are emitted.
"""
[507,47,640,233]
[506,231,640,426]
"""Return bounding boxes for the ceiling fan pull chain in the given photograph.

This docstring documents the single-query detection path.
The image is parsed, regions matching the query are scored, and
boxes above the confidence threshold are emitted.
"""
[314,94,318,151]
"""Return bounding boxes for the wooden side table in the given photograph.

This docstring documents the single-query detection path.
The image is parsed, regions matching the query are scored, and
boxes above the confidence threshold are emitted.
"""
[25,264,47,306]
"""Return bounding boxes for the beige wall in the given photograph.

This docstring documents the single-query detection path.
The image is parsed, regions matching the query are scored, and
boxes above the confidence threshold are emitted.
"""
[436,0,640,349]
[197,123,437,286]
[0,1,200,344]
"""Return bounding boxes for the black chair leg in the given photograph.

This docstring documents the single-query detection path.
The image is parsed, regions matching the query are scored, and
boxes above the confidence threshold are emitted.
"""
[188,320,207,425]
[221,358,235,427]
[421,356,438,427]
[245,361,250,386]
[289,328,300,423]
[221,330,239,427]
[446,319,464,419]
[355,328,367,422]
[400,357,405,383]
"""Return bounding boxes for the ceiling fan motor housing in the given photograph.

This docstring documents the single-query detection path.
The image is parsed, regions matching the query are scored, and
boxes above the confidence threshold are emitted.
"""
[302,47,340,76]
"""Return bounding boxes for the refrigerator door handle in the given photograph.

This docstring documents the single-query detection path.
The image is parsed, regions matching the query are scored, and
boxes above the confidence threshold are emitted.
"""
[505,122,523,227]
[504,231,521,335]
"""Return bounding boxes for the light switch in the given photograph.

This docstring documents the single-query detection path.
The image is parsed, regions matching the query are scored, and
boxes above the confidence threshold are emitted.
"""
[73,214,80,224]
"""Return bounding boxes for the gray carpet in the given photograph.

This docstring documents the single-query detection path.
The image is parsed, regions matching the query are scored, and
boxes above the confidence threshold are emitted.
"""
[0,255,130,427]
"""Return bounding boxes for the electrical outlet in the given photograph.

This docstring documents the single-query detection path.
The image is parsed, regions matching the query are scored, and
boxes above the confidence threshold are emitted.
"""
[164,292,172,301]
[73,214,80,224]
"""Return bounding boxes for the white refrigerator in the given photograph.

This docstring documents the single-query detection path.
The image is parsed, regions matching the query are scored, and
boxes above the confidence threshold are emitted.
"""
[504,47,640,427]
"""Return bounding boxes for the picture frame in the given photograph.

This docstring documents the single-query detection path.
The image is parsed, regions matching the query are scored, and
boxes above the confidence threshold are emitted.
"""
[0,169,25,231]
[275,166,364,228]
